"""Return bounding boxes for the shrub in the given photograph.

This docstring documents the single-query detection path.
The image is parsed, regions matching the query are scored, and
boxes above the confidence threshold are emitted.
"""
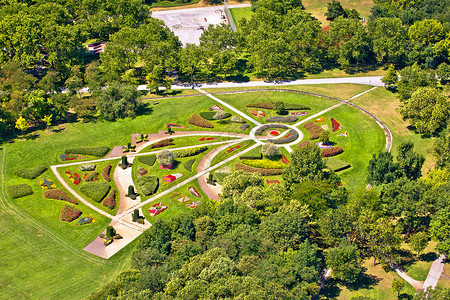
[14,165,47,179]
[102,164,112,182]
[184,159,196,172]
[230,116,246,123]
[323,147,344,157]
[176,146,207,158]
[297,141,312,148]
[255,124,288,135]
[64,146,110,157]
[240,124,250,131]
[235,163,283,176]
[60,205,82,222]
[150,138,174,149]
[79,164,96,171]
[303,122,323,140]
[266,115,298,123]
[157,149,175,166]
[188,114,214,128]
[6,184,33,198]
[44,189,78,205]
[136,176,159,196]
[240,153,262,160]
[200,111,231,120]
[138,155,156,166]
[262,142,280,158]
[240,159,287,169]
[84,171,99,182]
[284,103,310,110]
[102,190,116,210]
[269,130,299,144]
[80,182,111,202]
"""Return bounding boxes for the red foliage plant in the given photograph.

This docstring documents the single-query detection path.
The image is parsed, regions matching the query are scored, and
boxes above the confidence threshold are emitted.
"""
[44,190,78,205]
[60,205,82,222]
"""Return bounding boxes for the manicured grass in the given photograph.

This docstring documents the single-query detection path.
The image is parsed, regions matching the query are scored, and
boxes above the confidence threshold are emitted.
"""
[210,140,256,166]
[141,88,202,99]
[230,6,254,27]
[351,87,436,174]
[140,135,239,153]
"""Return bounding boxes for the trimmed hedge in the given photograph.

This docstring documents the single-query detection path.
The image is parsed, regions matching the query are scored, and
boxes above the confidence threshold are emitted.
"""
[80,182,110,203]
[240,153,262,160]
[235,163,283,176]
[265,116,298,123]
[150,139,174,149]
[84,171,99,182]
[269,130,299,144]
[176,146,207,158]
[303,122,323,140]
[285,103,310,110]
[102,164,112,182]
[14,165,47,179]
[326,157,351,172]
[184,159,196,172]
[199,112,231,120]
[65,146,110,157]
[136,176,159,196]
[44,189,78,205]
[188,114,214,128]
[255,124,288,135]
[247,102,310,110]
[60,205,82,222]
[241,159,286,169]
[240,124,250,131]
[323,147,344,157]
[6,184,33,198]
[102,190,116,210]
[138,155,156,166]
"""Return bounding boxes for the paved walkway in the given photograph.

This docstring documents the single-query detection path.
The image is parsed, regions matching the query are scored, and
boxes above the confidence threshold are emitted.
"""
[423,255,447,291]
[391,262,424,292]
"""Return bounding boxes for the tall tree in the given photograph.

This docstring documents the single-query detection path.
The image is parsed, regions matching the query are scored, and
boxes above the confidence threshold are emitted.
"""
[367,152,398,185]
[94,84,140,121]
[325,0,347,21]
[396,142,425,180]
[325,242,362,283]
[381,64,399,89]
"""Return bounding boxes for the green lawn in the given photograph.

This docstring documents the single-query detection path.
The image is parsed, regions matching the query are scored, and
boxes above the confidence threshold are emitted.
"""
[230,6,254,27]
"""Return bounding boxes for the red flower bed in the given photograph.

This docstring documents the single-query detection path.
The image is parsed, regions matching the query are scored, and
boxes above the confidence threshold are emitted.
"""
[281,155,290,164]
[102,190,116,210]
[226,145,241,153]
[102,164,112,182]
[247,102,275,109]
[60,205,82,222]
[84,171,99,182]
[303,122,323,140]
[44,189,78,205]
[235,163,283,176]
[188,114,214,128]
[331,118,342,132]
[269,130,280,136]
[322,147,344,157]
[65,171,81,185]
[150,138,174,149]
[198,137,217,141]
[297,141,312,148]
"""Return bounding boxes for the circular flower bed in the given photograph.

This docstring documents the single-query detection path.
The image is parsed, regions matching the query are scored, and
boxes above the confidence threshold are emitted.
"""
[269,130,280,136]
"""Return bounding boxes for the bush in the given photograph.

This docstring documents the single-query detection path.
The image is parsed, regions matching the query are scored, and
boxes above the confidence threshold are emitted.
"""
[269,130,299,144]
[102,190,116,210]
[240,124,250,131]
[65,146,110,157]
[184,159,196,172]
[323,147,344,157]
[6,184,33,198]
[176,146,207,158]
[44,189,78,205]
[255,124,288,135]
[284,103,310,110]
[14,165,47,179]
[241,159,286,169]
[150,139,174,149]
[240,153,262,160]
[262,142,280,158]
[303,122,323,140]
[79,164,96,171]
[247,102,310,110]
[266,115,298,123]
[136,176,159,196]
[188,114,214,128]
[138,155,156,166]
[60,205,82,222]
[200,111,231,120]
[157,149,176,166]
[230,116,246,123]
[102,164,112,182]
[84,171,99,182]
[235,163,283,176]
[297,141,312,148]
[80,182,111,202]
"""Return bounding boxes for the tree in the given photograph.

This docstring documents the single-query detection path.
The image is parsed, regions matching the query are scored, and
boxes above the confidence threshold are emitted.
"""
[367,152,398,185]
[392,278,405,297]
[65,74,84,97]
[429,207,450,254]
[400,87,449,135]
[396,142,425,180]
[408,19,444,45]
[369,18,408,65]
[381,64,399,89]
[179,44,204,84]
[409,232,429,258]
[15,116,29,134]
[319,130,330,144]
[283,143,326,188]
[222,171,264,198]
[433,128,450,168]
[41,114,52,131]
[274,101,286,115]
[437,62,450,84]
[261,142,280,158]
[325,0,347,21]
[325,242,362,283]
[213,111,226,120]
[397,63,437,101]
[156,149,175,167]
[95,84,140,121]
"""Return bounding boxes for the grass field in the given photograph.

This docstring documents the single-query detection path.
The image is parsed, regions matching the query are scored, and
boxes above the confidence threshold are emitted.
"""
[230,6,253,27]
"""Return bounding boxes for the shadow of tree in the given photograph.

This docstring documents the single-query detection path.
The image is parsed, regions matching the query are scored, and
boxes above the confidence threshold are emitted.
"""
[344,269,382,291]
[419,252,437,263]
[320,278,342,299]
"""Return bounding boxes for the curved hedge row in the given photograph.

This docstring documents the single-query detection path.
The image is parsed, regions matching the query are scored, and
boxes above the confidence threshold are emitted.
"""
[138,155,156,166]
[255,124,288,135]
[6,184,33,198]
[14,165,47,179]
[241,159,286,169]
[65,146,110,157]
[136,176,159,196]
[235,163,284,176]
[265,116,298,123]
[269,130,299,144]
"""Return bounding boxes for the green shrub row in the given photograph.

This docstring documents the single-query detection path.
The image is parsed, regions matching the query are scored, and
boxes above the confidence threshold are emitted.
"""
[239,153,262,160]
[235,163,283,176]
[138,155,156,166]
[284,103,310,110]
[184,159,196,172]
[14,165,47,179]
[240,159,287,169]
[6,184,33,198]
[255,124,288,135]
[80,182,111,202]
[65,146,110,157]
[265,116,298,123]
[270,130,299,144]
[247,102,310,111]
[176,146,207,158]
[136,176,159,196]
[199,112,231,120]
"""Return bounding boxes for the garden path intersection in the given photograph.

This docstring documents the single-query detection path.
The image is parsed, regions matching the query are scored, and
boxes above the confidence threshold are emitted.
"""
[49,85,391,259]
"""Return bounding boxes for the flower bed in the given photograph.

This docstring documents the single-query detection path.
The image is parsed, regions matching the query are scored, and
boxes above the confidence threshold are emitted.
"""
[303,122,323,140]
[44,189,78,205]
[65,171,81,185]
[160,163,174,170]
[137,167,148,176]
[187,201,200,208]
[199,112,231,120]
[331,118,342,132]
[241,159,286,169]
[167,123,186,129]
[59,153,87,161]
[235,163,284,176]
[266,116,298,123]
[281,155,290,164]
[177,195,190,203]
[255,124,288,135]
[290,112,308,117]
[188,114,214,128]
[84,171,99,182]
[60,205,82,222]
[149,202,167,216]
[77,216,94,225]
[314,116,325,122]
[188,187,202,198]
[79,164,96,171]
[269,130,280,136]
[269,130,299,144]
[247,102,275,109]
[162,173,183,184]
[297,141,312,148]
[337,131,348,137]
[102,164,112,182]
[209,105,223,111]
[40,179,56,189]
[198,137,217,141]
[317,142,333,149]
[266,180,280,185]
[226,145,242,154]
[323,147,344,157]
[249,110,266,118]
[102,190,116,210]
[150,138,174,149]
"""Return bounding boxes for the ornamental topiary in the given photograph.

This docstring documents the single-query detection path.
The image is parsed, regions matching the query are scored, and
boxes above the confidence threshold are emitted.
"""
[80,182,111,202]
[14,165,47,179]
[6,184,33,198]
